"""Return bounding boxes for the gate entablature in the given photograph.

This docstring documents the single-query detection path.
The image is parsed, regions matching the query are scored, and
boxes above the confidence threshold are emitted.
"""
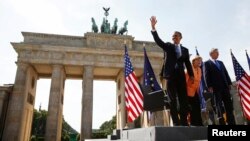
[12,32,163,80]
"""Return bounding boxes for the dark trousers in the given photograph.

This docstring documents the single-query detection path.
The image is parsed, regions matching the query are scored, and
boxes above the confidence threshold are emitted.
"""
[188,94,203,126]
[168,69,189,126]
[214,88,236,125]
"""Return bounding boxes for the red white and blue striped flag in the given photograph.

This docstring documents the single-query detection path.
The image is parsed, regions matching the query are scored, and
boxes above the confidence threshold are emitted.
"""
[231,51,250,120]
[124,45,144,122]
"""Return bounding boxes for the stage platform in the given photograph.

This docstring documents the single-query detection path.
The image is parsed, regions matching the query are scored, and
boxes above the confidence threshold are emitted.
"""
[120,126,207,141]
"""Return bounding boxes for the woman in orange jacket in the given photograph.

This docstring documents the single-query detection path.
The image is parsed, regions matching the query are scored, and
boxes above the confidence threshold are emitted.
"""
[185,55,203,126]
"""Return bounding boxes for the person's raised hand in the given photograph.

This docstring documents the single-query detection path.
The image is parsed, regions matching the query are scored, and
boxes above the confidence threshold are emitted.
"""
[150,16,157,30]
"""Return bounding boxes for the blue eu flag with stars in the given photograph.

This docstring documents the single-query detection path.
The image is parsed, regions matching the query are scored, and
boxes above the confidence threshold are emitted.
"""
[196,47,207,111]
[142,48,171,112]
[143,48,161,91]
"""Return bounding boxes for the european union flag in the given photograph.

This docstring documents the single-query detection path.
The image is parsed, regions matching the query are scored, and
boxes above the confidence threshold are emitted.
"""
[142,48,170,112]
[196,47,206,111]
[143,48,161,91]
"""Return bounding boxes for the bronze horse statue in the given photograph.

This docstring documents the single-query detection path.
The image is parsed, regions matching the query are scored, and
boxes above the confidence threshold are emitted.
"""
[111,18,118,34]
[91,17,98,33]
[118,20,128,35]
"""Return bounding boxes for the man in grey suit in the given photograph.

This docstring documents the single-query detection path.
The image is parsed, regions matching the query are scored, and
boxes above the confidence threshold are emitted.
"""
[204,48,236,125]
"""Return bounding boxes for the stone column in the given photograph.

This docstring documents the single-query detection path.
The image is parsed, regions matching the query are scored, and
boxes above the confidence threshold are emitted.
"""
[149,69,166,126]
[0,85,12,140]
[81,65,94,140]
[45,65,65,141]
[116,70,126,129]
[2,62,29,141]
[231,84,244,124]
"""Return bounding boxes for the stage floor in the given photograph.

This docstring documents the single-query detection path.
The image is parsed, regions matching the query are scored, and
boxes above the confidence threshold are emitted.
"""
[121,126,207,141]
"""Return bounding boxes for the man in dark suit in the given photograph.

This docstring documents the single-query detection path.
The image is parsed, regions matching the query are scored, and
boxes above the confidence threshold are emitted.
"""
[150,16,194,126]
[204,48,236,125]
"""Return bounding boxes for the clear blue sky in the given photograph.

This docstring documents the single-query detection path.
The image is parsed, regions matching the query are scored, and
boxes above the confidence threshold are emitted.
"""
[1,0,250,132]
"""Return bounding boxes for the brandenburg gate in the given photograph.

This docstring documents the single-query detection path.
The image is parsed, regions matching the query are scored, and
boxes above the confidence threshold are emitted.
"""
[0,31,165,141]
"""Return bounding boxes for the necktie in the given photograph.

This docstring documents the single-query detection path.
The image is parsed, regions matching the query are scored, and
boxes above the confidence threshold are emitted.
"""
[215,60,220,69]
[176,45,181,58]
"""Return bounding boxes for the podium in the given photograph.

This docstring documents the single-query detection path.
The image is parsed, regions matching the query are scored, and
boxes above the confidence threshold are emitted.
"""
[140,85,172,126]
[141,85,171,112]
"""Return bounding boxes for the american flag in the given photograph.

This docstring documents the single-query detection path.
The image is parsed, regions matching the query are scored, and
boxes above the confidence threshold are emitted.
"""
[246,50,250,71]
[231,51,250,120]
[196,48,206,111]
[124,45,144,122]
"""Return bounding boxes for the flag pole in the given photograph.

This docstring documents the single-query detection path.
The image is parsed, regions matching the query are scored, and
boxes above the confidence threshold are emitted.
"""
[120,41,127,140]
[143,43,150,126]
[246,49,250,72]
[143,43,151,126]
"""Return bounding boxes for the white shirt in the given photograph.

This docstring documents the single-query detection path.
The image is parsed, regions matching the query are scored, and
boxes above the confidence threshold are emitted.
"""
[210,59,221,69]
[210,59,217,64]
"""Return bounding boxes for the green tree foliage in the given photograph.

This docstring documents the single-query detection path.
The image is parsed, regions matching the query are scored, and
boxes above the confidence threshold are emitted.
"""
[31,109,47,136]
[31,110,116,140]
[99,115,116,133]
[91,115,116,138]
[30,109,78,141]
